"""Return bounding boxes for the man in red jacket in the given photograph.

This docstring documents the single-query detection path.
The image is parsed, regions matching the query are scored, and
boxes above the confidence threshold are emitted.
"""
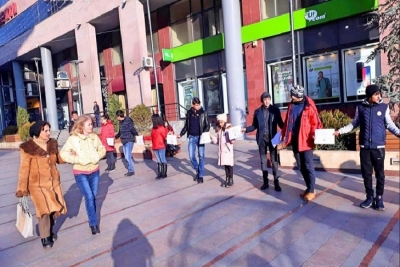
[281,85,322,201]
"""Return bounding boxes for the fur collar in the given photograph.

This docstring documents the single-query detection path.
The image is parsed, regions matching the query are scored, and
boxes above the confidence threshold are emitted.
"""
[20,138,59,156]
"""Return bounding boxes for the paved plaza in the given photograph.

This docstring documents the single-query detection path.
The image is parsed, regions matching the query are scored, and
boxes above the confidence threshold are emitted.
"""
[0,140,399,267]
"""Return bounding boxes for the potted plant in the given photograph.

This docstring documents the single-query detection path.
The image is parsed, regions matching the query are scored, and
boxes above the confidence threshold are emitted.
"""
[2,125,19,142]
[130,104,153,141]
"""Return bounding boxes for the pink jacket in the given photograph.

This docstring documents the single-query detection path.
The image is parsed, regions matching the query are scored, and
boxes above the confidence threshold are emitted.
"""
[211,125,236,166]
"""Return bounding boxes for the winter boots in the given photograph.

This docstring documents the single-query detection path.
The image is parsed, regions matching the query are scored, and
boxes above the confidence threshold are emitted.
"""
[156,163,168,180]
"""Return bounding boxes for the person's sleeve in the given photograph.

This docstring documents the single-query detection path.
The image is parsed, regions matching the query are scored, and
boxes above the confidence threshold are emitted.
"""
[16,150,30,197]
[339,107,360,135]
[180,117,188,136]
[245,110,258,133]
[309,104,322,137]
[384,106,400,136]
[130,120,138,136]
[277,109,284,129]
[59,138,80,164]
[95,135,107,159]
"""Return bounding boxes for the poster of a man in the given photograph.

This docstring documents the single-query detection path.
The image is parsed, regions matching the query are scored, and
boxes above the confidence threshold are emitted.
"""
[316,71,332,98]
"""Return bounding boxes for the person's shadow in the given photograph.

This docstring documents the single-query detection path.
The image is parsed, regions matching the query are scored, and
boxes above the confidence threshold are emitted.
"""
[111,219,153,267]
[54,172,114,233]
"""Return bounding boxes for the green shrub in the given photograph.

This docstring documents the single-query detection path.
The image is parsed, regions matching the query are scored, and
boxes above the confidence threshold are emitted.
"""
[316,110,357,151]
[19,122,34,141]
[108,94,123,131]
[130,104,152,136]
[16,107,29,129]
[2,125,18,136]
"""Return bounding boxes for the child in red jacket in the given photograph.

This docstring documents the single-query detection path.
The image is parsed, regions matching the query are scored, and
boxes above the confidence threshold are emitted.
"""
[151,115,169,179]
[99,114,116,172]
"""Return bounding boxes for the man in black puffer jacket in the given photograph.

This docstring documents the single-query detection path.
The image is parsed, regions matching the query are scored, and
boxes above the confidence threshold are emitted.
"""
[178,97,210,184]
[115,110,138,177]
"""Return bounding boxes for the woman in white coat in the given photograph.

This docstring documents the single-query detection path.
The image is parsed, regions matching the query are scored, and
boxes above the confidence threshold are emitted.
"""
[211,113,236,188]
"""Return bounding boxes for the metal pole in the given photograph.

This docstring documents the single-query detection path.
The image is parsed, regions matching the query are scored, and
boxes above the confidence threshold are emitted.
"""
[146,0,160,114]
[77,64,83,114]
[289,0,297,85]
[32,58,44,120]
[70,60,84,115]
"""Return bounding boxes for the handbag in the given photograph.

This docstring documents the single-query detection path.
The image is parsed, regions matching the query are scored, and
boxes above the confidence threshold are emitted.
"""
[16,196,34,238]
[106,138,115,146]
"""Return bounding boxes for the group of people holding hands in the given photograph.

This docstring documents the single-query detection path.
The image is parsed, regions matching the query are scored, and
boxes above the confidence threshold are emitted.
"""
[15,84,399,249]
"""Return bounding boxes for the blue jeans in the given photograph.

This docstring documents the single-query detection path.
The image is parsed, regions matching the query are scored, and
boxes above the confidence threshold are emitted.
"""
[74,170,100,226]
[154,148,167,163]
[95,114,100,127]
[123,142,134,172]
[188,135,205,177]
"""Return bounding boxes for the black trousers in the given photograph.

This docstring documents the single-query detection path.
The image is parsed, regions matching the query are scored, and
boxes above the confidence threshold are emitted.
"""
[259,135,279,179]
[224,165,233,178]
[360,148,385,197]
[106,151,116,165]
[292,137,316,192]
[38,212,55,238]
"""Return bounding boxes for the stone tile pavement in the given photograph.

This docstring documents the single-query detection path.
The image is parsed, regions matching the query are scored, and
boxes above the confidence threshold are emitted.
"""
[0,140,398,267]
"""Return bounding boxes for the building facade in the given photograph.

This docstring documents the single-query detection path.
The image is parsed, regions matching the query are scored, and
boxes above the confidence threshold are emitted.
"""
[0,0,385,134]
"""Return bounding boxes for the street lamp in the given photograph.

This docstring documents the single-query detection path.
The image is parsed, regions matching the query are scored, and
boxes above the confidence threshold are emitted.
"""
[143,0,161,114]
[31,57,44,120]
[289,0,297,86]
[69,60,84,114]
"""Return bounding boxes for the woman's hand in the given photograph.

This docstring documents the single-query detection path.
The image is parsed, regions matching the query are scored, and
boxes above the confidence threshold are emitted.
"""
[70,149,77,156]
[15,190,29,197]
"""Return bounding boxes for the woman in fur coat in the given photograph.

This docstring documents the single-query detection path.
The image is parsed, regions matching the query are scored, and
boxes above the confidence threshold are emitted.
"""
[211,113,236,188]
[16,121,67,248]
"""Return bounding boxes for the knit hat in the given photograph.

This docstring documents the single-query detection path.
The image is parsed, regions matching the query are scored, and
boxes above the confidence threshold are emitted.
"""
[365,84,380,98]
[260,92,271,102]
[216,113,227,123]
[29,121,48,138]
[290,85,305,98]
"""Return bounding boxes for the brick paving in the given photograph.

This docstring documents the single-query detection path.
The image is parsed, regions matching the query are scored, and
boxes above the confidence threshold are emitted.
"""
[0,140,398,267]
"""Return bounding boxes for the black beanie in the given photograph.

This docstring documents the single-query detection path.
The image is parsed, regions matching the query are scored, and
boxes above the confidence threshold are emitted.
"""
[29,121,48,138]
[260,92,271,102]
[365,84,380,98]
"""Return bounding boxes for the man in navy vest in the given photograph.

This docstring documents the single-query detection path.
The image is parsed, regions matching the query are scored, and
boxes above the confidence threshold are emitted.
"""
[242,92,284,191]
[335,84,400,211]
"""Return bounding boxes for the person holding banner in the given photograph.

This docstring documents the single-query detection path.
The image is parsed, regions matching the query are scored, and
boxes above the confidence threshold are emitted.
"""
[281,85,322,201]
[211,113,236,188]
[99,114,116,173]
[151,114,169,179]
[242,92,284,191]
[177,97,210,184]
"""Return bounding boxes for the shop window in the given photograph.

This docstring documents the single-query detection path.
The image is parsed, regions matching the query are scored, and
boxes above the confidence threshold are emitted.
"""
[342,44,380,102]
[203,0,214,10]
[192,15,203,41]
[111,45,123,65]
[171,20,192,47]
[177,79,198,118]
[170,0,190,23]
[199,75,222,115]
[302,52,341,104]
[192,0,202,14]
[338,16,379,46]
[268,60,294,106]
[175,59,196,80]
[218,7,224,33]
[98,52,105,67]
[261,0,301,20]
[302,23,338,54]
[203,8,217,38]
[146,32,160,55]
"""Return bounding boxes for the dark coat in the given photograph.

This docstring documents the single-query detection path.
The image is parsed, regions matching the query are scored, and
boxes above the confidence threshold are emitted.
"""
[180,107,210,137]
[115,117,138,145]
[16,139,67,218]
[246,104,284,145]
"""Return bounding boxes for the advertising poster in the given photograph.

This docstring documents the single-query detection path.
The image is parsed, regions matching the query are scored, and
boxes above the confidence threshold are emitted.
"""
[202,76,221,115]
[343,46,378,97]
[269,61,293,104]
[177,80,197,118]
[304,52,340,100]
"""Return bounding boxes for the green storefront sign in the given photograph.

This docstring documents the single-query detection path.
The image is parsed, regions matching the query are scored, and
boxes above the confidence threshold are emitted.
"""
[162,49,174,62]
[169,0,378,63]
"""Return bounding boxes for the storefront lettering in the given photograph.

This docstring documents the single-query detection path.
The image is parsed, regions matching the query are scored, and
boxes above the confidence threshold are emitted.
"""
[305,10,326,22]
[0,2,18,26]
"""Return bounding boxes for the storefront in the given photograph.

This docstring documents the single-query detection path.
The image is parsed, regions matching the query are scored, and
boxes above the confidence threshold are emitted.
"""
[265,14,379,108]
[175,51,248,118]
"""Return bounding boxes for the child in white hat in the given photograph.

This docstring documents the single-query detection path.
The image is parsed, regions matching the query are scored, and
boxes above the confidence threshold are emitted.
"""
[210,113,236,187]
